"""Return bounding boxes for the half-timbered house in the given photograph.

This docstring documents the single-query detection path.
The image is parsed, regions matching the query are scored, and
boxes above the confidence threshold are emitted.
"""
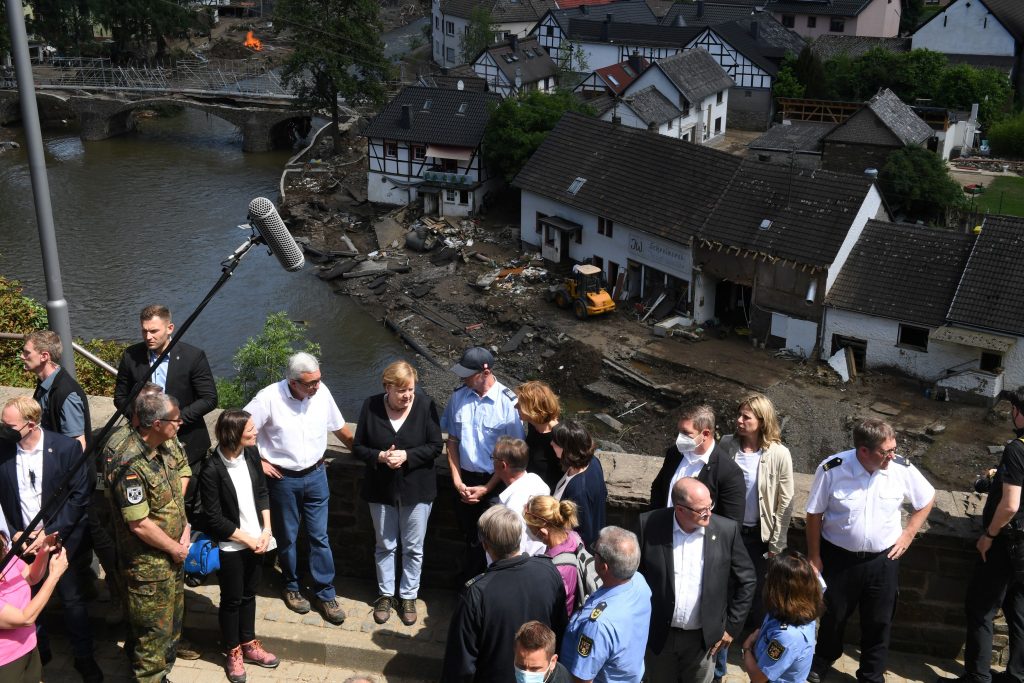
[574,53,649,96]
[533,2,658,65]
[471,36,558,97]
[432,0,558,68]
[363,86,500,217]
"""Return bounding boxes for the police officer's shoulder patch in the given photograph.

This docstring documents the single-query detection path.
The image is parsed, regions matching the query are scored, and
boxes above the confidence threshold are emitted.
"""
[589,601,607,621]
[822,457,843,471]
[464,572,484,588]
[893,455,911,467]
[577,635,594,657]
[502,387,517,403]
[766,639,786,661]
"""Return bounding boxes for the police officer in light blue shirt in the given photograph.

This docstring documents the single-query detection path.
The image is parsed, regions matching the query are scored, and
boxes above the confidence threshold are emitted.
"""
[441,347,524,577]
[561,527,651,683]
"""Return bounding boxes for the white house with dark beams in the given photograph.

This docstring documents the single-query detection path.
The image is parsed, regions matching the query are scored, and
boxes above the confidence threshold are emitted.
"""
[472,36,558,97]
[533,2,659,65]
[362,86,500,217]
[432,0,558,67]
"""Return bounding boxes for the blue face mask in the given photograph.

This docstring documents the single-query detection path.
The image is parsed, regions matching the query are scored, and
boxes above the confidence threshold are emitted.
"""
[514,665,550,683]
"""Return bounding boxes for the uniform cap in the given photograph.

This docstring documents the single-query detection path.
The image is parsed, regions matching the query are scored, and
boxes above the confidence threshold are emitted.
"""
[450,347,495,378]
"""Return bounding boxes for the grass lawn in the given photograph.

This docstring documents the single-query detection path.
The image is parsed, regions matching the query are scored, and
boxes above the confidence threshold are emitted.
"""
[971,176,1024,217]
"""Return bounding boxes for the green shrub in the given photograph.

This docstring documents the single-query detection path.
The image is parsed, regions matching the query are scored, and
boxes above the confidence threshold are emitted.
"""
[988,113,1024,159]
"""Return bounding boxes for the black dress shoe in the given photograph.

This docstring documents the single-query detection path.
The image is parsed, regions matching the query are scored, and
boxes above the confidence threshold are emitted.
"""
[806,671,823,683]
[73,656,104,683]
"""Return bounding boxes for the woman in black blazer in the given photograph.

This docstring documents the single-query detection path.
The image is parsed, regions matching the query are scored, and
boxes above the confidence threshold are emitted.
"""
[351,360,442,627]
[200,409,279,682]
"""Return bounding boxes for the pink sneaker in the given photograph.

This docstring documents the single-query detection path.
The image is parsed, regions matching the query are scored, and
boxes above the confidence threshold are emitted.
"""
[241,639,280,669]
[225,645,246,683]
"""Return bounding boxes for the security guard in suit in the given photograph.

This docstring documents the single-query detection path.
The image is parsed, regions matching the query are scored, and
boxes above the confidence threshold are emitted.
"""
[805,418,935,683]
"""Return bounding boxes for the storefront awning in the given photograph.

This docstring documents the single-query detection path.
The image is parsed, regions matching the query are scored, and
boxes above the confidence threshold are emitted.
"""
[425,144,473,161]
[540,216,582,233]
[930,325,1017,352]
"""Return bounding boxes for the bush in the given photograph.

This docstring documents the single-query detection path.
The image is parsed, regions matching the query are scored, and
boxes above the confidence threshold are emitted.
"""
[988,113,1024,159]
[217,312,320,409]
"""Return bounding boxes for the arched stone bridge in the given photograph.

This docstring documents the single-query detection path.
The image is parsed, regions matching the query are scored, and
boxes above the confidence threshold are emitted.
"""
[0,88,312,152]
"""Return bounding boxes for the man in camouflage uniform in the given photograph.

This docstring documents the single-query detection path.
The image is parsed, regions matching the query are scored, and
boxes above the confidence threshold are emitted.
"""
[104,392,191,683]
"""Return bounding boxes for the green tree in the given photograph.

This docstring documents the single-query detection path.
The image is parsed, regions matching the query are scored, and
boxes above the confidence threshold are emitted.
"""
[461,5,495,64]
[0,3,11,60]
[987,112,1024,158]
[792,47,825,99]
[216,312,320,409]
[934,63,1011,127]
[482,90,594,183]
[555,40,589,84]
[878,146,965,225]
[275,0,391,155]
[772,58,805,100]
[26,0,94,56]
[91,0,196,62]
[900,0,925,34]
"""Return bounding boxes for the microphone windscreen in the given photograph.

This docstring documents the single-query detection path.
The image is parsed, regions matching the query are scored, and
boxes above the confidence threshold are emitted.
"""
[248,197,305,272]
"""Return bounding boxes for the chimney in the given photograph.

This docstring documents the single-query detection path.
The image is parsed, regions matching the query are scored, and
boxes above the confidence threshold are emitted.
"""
[606,13,613,22]
[697,0,704,18]
[749,20,759,40]
[674,14,686,27]
[400,104,413,129]
[612,115,621,125]
[648,122,658,131]
[628,51,643,74]
[510,34,518,52]
[601,17,610,41]
[440,66,449,75]
[580,4,588,13]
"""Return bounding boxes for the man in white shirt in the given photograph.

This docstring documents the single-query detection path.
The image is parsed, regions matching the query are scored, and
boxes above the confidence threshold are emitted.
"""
[245,352,354,625]
[493,436,549,557]
[637,477,756,683]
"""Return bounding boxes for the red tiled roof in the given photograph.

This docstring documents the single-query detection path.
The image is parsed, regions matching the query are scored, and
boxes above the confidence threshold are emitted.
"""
[594,56,649,94]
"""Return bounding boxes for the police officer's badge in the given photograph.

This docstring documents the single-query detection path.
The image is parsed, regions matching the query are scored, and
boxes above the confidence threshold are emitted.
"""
[766,639,786,661]
[577,635,594,657]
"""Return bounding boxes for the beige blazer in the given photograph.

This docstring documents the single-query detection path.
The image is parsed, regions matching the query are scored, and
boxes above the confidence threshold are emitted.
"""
[719,434,795,555]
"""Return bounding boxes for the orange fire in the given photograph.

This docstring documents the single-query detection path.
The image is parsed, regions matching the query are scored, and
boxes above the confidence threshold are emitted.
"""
[244,31,263,51]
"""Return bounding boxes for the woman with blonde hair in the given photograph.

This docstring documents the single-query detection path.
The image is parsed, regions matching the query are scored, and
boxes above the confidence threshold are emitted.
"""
[516,381,562,491]
[351,360,443,626]
[719,392,794,626]
[523,495,594,616]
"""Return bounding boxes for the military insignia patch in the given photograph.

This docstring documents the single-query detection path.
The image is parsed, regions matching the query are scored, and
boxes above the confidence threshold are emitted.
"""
[766,639,786,661]
[577,635,594,657]
[126,485,144,505]
[589,601,607,621]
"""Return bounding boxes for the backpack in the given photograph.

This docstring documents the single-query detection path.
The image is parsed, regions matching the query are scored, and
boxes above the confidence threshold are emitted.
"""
[552,542,602,611]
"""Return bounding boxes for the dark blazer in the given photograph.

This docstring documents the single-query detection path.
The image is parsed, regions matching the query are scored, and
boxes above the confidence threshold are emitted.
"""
[636,509,756,655]
[351,390,443,507]
[198,446,270,544]
[648,441,746,522]
[560,456,607,548]
[0,429,93,557]
[114,340,218,465]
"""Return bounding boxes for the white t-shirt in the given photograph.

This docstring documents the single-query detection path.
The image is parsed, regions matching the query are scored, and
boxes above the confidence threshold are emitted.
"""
[671,521,705,629]
[499,472,550,556]
[245,380,345,470]
[735,449,762,527]
[218,450,263,552]
[16,434,43,532]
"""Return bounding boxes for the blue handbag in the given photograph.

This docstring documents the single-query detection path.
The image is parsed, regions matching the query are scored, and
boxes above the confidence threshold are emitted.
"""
[184,533,220,585]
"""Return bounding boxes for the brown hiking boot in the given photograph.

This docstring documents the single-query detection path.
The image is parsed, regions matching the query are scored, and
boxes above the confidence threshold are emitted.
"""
[176,638,201,660]
[372,595,393,624]
[318,597,346,625]
[283,589,310,614]
[225,645,246,683]
[241,639,279,669]
[398,598,418,626]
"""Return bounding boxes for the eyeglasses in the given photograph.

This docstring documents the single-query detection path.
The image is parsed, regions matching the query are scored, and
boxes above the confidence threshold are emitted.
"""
[294,378,321,389]
[876,447,897,458]
[158,417,184,426]
[676,501,715,516]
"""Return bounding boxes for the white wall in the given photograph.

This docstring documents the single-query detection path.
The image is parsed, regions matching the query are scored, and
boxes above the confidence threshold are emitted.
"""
[826,185,885,293]
[578,41,621,72]
[912,0,1016,56]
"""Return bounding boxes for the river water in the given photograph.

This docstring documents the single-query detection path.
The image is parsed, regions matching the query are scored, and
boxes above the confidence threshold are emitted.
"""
[0,109,406,417]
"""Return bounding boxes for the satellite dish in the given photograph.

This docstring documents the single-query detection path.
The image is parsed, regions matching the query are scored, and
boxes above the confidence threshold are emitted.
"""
[457,79,464,90]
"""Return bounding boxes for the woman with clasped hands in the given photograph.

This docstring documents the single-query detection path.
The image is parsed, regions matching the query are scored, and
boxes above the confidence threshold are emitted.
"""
[0,530,67,681]
[352,360,443,627]
[200,409,280,683]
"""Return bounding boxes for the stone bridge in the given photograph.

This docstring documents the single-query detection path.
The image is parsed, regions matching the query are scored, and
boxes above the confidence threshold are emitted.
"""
[0,88,312,152]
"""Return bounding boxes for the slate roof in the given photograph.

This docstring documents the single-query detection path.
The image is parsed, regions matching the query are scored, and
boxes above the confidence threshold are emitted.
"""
[825,88,932,147]
[660,2,760,27]
[417,69,489,92]
[581,91,617,115]
[826,220,974,327]
[567,17,703,46]
[766,0,873,18]
[440,0,556,23]
[556,0,616,10]
[710,16,805,75]
[513,112,743,243]
[809,35,911,61]
[361,86,500,147]
[479,37,558,85]
[622,85,683,125]
[654,47,734,102]
[748,121,834,153]
[700,161,876,267]
[549,1,658,27]
[947,215,1024,337]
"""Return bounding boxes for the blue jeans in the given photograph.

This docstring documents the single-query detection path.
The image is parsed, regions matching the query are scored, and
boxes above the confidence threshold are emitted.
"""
[268,465,336,602]
[368,501,432,599]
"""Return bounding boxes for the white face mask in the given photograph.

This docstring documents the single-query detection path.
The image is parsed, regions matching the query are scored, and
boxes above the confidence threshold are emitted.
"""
[676,432,703,453]
[514,665,551,683]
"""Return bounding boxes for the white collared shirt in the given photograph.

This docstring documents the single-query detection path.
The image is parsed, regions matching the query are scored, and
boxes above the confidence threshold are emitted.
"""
[671,520,705,629]
[666,440,714,508]
[499,472,550,556]
[218,449,262,552]
[806,449,935,552]
[245,380,345,470]
[16,433,44,532]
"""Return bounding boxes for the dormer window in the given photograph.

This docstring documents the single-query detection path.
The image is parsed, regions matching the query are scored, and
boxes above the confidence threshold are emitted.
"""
[457,102,469,115]
[422,99,432,111]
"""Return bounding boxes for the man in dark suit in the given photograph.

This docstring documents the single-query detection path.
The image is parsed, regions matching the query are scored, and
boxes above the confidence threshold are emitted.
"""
[0,396,100,682]
[649,404,746,523]
[637,477,756,683]
[114,304,217,466]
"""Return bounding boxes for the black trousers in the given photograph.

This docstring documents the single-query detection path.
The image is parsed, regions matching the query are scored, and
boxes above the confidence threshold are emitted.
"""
[813,539,899,683]
[963,538,1024,683]
[741,526,769,628]
[217,548,261,650]
[453,469,500,581]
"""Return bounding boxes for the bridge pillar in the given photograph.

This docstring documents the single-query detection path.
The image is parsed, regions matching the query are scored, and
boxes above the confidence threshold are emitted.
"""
[75,100,135,142]
[240,115,274,153]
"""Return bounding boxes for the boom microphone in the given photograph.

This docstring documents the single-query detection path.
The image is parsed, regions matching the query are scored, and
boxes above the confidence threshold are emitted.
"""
[247,197,305,272]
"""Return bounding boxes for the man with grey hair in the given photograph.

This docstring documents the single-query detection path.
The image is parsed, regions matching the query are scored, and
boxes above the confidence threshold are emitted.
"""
[245,352,354,624]
[561,526,652,683]
[441,505,567,683]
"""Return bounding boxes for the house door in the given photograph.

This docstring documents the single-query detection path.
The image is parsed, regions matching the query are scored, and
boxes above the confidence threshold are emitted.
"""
[714,280,752,328]
[422,191,438,216]
[831,334,866,373]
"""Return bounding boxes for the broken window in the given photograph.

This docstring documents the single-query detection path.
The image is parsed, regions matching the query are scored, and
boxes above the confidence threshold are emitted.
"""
[598,216,613,237]
[898,324,929,352]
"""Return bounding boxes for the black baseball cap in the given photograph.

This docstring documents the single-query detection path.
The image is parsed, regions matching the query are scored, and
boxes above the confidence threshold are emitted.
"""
[450,347,495,378]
